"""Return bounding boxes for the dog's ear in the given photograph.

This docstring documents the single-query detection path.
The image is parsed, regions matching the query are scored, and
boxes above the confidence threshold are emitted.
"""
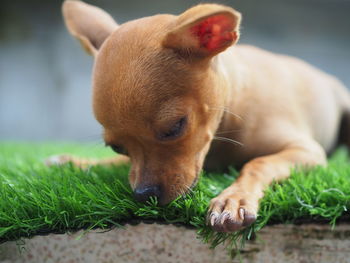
[62,0,118,56]
[163,4,241,58]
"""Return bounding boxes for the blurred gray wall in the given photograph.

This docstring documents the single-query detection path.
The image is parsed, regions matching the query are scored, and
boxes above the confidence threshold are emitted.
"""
[0,0,349,141]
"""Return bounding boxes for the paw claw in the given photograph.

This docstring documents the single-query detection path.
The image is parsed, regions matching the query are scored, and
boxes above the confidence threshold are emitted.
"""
[207,195,257,232]
[239,207,245,220]
[209,212,219,226]
[220,212,230,225]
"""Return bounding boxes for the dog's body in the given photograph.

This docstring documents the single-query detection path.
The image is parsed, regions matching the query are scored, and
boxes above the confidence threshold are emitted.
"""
[56,0,350,232]
[206,45,348,169]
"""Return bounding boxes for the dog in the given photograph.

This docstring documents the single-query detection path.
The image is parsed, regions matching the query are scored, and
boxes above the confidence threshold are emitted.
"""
[52,0,350,232]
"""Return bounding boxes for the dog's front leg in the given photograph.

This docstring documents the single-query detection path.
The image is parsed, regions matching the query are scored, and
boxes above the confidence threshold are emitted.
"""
[208,138,326,232]
[46,154,129,169]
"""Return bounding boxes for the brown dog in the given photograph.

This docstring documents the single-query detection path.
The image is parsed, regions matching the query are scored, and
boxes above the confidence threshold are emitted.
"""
[53,0,350,232]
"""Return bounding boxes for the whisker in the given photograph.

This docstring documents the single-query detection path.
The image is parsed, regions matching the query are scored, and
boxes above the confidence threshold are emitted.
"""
[213,136,244,147]
[184,184,195,194]
[176,184,195,198]
[209,106,243,120]
[215,128,242,135]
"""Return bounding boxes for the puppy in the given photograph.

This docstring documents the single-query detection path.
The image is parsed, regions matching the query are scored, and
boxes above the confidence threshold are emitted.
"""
[55,0,350,232]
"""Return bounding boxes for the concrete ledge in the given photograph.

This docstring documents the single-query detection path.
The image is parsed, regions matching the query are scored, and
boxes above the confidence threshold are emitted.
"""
[1,223,350,263]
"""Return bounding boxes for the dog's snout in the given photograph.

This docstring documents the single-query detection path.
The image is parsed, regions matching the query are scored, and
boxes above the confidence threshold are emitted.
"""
[134,185,162,203]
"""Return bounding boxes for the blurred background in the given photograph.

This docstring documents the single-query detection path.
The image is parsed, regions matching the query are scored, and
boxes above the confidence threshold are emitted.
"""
[0,0,349,141]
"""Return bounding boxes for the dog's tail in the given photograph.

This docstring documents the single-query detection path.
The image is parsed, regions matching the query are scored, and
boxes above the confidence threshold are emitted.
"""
[335,82,350,149]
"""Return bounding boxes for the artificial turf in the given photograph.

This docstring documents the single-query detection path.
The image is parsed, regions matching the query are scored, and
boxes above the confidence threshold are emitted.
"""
[0,142,349,249]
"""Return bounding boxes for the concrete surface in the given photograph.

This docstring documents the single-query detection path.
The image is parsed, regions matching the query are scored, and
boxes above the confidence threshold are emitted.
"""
[1,223,350,263]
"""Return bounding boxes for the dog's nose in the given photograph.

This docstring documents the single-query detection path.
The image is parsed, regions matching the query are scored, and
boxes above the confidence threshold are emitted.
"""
[134,185,162,203]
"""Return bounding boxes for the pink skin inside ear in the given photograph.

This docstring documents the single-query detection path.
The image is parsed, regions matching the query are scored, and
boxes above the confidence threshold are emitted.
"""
[191,14,236,52]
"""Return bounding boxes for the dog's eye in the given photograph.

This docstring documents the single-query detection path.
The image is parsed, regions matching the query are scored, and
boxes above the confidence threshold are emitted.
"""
[110,144,128,155]
[159,116,187,140]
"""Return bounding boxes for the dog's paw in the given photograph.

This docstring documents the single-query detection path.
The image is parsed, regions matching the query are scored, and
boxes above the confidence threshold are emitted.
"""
[45,155,75,166]
[207,190,258,232]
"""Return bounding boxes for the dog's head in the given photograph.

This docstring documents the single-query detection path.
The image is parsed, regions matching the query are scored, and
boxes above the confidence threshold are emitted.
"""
[63,0,241,204]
